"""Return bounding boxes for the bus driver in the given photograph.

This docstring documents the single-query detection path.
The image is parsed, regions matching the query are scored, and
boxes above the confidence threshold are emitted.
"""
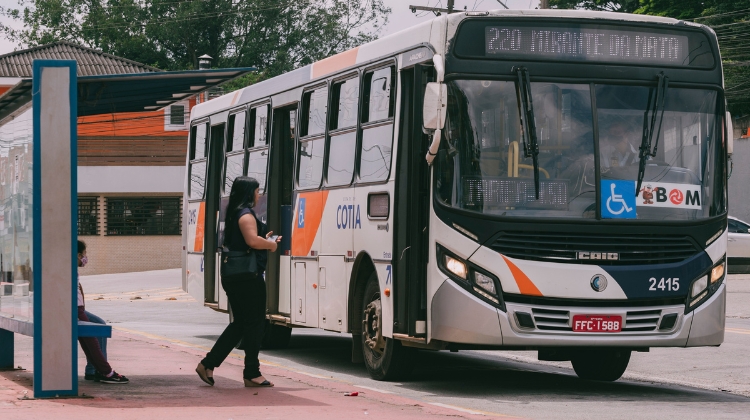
[601,122,638,168]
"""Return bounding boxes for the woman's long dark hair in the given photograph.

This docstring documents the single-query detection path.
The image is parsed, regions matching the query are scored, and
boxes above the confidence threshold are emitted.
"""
[224,176,260,243]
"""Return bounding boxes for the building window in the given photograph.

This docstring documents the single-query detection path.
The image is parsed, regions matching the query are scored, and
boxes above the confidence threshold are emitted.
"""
[170,105,185,125]
[165,101,189,131]
[78,197,99,236]
[105,197,181,236]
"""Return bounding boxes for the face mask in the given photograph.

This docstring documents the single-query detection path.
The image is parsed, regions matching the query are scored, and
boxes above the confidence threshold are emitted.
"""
[81,256,88,267]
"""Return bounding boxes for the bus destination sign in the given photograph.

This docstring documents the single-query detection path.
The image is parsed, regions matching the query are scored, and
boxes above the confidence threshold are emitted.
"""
[485,26,690,66]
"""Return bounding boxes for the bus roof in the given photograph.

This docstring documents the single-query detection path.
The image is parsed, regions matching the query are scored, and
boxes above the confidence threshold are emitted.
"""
[191,9,708,122]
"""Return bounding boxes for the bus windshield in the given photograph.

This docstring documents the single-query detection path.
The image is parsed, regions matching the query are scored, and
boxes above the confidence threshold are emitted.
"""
[436,79,722,220]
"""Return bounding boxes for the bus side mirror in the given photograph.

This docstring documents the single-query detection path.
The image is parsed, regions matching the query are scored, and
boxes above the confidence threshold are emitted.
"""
[727,111,734,156]
[423,82,447,130]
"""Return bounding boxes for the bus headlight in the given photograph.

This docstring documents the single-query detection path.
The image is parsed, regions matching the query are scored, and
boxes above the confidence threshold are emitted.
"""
[686,259,725,313]
[444,255,467,279]
[437,244,505,311]
[474,272,496,295]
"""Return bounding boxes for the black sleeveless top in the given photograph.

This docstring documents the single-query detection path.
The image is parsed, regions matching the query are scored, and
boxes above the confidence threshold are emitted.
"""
[225,207,268,273]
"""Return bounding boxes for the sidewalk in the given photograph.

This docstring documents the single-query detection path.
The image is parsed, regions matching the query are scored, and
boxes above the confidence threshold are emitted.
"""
[0,329,512,419]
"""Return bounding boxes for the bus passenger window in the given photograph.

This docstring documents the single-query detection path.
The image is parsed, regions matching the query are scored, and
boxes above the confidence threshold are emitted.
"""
[192,123,208,159]
[363,67,393,123]
[302,87,328,137]
[359,124,393,183]
[189,122,209,200]
[327,131,356,186]
[330,77,359,130]
[297,139,325,189]
[224,154,244,192]
[251,105,268,147]
[326,77,359,187]
[247,149,268,193]
[189,161,207,200]
[227,112,246,152]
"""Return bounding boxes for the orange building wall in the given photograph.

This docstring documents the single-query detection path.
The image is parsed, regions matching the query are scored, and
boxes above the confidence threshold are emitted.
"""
[78,97,196,137]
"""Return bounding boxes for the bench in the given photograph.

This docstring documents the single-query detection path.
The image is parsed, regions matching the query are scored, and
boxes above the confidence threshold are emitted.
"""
[0,315,111,370]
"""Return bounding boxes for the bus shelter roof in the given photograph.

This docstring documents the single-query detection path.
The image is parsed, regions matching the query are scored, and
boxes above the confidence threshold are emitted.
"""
[0,67,255,123]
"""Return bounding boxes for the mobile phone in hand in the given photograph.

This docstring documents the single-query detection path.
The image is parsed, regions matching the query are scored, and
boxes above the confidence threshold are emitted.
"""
[268,235,279,242]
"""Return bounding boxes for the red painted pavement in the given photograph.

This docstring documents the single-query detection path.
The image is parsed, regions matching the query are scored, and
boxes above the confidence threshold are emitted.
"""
[0,330,517,419]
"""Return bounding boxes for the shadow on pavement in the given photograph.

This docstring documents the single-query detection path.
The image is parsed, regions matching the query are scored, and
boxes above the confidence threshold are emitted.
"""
[262,332,750,404]
[0,369,325,408]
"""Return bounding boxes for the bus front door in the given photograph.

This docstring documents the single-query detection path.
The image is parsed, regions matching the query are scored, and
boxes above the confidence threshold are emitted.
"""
[266,105,297,317]
[203,122,227,305]
[393,65,431,338]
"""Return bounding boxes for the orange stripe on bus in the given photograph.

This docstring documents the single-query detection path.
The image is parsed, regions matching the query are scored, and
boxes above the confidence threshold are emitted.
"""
[501,255,542,296]
[291,191,329,256]
[312,47,359,79]
[194,202,205,253]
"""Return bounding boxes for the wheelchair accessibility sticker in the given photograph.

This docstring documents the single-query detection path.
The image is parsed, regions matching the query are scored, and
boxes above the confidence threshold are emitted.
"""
[601,180,636,219]
[297,198,306,228]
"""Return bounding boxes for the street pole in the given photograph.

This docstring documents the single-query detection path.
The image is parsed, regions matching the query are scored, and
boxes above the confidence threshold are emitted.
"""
[409,1,459,15]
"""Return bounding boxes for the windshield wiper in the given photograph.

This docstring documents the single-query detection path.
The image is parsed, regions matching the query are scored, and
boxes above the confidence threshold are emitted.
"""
[514,67,541,199]
[636,72,669,196]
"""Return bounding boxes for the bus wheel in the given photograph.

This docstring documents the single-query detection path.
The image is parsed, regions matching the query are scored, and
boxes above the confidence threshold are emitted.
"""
[262,321,292,349]
[571,349,631,381]
[361,272,414,381]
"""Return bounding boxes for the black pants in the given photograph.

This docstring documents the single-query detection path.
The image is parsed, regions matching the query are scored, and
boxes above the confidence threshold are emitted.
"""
[201,273,266,379]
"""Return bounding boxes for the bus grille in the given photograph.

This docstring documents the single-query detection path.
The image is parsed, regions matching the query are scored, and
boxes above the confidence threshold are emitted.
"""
[622,309,661,332]
[490,232,699,265]
[532,308,570,331]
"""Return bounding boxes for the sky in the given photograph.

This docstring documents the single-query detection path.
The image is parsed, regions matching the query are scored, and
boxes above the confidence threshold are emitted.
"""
[0,0,539,57]
[380,0,538,37]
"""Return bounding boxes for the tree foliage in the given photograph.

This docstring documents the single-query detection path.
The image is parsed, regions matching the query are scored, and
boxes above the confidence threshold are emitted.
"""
[0,0,390,78]
[548,0,750,114]
[550,0,640,13]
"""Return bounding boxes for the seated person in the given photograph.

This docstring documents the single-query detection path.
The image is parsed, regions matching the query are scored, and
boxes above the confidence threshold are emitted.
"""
[77,240,129,384]
[600,122,638,168]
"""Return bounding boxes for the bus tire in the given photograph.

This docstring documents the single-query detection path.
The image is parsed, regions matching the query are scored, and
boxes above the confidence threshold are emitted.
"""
[571,349,631,381]
[361,272,414,381]
[261,321,292,350]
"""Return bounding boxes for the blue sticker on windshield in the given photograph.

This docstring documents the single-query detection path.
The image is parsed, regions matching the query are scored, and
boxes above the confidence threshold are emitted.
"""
[601,180,636,219]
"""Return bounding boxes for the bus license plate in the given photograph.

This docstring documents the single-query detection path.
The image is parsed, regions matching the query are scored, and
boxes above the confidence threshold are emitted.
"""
[572,315,622,333]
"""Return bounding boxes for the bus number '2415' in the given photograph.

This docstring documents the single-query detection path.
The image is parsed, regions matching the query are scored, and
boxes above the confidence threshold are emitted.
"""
[649,277,679,291]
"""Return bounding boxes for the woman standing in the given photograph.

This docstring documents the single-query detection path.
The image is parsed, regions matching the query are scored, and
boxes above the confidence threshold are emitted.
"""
[196,177,281,387]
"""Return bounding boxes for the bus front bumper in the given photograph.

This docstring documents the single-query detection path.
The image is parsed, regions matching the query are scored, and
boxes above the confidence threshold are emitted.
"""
[430,279,726,348]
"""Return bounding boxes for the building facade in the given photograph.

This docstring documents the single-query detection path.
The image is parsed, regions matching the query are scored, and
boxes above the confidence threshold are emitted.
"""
[0,42,193,275]
[729,115,750,223]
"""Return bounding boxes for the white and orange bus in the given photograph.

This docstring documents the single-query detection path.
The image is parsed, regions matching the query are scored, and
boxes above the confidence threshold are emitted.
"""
[184,9,730,381]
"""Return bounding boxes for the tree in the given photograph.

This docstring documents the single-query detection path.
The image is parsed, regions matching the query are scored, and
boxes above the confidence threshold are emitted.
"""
[548,0,750,115]
[0,0,390,76]
[550,0,640,13]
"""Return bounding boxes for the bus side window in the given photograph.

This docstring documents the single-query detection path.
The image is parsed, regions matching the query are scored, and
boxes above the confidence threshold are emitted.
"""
[297,88,327,190]
[250,105,269,148]
[326,77,359,187]
[189,123,208,199]
[363,67,394,123]
[227,111,246,153]
[359,66,395,183]
[192,123,208,160]
[301,87,328,137]
[224,111,247,193]
[247,104,270,192]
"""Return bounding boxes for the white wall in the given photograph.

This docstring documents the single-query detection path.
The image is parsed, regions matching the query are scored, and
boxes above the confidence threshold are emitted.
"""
[78,166,185,193]
[729,138,750,223]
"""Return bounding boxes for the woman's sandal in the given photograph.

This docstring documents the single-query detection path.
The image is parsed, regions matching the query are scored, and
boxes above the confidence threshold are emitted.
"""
[196,363,214,386]
[244,376,274,387]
